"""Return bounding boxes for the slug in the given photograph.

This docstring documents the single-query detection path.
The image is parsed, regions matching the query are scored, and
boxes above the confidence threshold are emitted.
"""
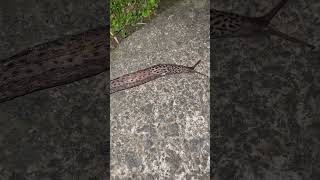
[110,60,207,94]
[211,0,315,49]
[0,26,109,103]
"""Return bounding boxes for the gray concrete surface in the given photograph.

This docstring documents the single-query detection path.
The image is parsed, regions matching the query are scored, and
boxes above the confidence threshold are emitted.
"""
[0,0,108,179]
[211,0,320,179]
[110,0,210,179]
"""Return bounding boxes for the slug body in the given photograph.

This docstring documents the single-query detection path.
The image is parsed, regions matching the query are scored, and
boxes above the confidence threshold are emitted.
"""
[110,60,205,94]
[0,26,109,103]
[211,0,315,48]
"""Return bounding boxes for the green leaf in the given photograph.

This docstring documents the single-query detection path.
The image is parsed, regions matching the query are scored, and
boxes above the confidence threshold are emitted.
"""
[149,0,156,7]
[142,9,150,17]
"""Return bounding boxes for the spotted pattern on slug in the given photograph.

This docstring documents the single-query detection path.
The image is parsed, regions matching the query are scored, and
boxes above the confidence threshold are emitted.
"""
[1,29,107,85]
[110,61,204,94]
[210,0,315,49]
[211,9,244,37]
[0,26,108,103]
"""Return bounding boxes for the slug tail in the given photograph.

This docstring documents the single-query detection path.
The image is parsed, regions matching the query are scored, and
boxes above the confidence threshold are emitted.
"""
[194,71,209,78]
[266,27,315,49]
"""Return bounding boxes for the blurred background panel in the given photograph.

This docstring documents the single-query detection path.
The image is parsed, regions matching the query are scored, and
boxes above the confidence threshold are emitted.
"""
[211,0,320,179]
[0,0,109,179]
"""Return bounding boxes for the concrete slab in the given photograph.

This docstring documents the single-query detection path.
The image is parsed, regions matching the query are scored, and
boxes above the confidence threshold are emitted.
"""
[110,0,210,179]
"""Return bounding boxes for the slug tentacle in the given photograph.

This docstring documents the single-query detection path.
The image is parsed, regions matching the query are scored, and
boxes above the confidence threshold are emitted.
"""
[211,0,315,49]
[190,60,208,77]
[258,0,289,23]
[110,60,207,94]
[191,59,201,69]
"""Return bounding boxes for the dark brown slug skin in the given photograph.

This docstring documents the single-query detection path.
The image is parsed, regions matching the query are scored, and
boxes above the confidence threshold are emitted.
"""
[110,60,206,94]
[211,0,315,49]
[0,26,109,103]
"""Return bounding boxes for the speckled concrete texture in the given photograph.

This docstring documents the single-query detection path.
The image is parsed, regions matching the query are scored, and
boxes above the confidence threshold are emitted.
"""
[211,0,320,179]
[110,0,210,179]
[0,0,109,179]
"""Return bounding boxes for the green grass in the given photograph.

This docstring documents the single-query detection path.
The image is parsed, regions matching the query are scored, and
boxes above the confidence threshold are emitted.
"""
[110,0,159,38]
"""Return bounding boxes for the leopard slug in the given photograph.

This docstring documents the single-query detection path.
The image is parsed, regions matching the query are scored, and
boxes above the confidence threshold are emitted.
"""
[110,60,207,94]
[211,0,315,49]
[0,25,108,103]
